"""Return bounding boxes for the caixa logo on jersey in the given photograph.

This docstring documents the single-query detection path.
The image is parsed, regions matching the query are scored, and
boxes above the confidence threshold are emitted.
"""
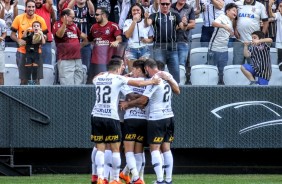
[211,101,282,134]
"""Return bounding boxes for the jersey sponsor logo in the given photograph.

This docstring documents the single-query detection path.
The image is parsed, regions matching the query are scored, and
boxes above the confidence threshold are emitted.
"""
[129,109,146,116]
[66,32,79,38]
[91,135,103,141]
[95,37,110,46]
[94,108,111,113]
[137,135,144,142]
[105,135,119,141]
[125,134,136,140]
[162,108,172,114]
[169,136,174,142]
[153,137,163,143]
[238,13,255,18]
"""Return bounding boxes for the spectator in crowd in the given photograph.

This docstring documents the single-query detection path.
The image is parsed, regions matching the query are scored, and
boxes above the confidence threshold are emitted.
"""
[10,0,47,85]
[0,17,6,85]
[0,0,18,47]
[120,58,180,184]
[208,3,237,85]
[172,0,201,17]
[257,0,277,46]
[67,0,95,69]
[171,0,195,67]
[145,0,187,83]
[199,0,224,47]
[86,7,122,84]
[92,0,117,23]
[123,3,154,72]
[35,0,54,65]
[22,21,46,84]
[90,58,160,184]
[52,8,88,85]
[269,0,282,71]
[233,0,268,65]
[241,31,272,85]
[148,0,160,14]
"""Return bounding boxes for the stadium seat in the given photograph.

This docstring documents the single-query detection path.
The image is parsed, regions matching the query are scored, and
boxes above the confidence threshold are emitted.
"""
[269,65,282,85]
[191,34,201,49]
[41,64,55,85]
[82,64,88,84]
[4,47,17,64]
[227,47,233,65]
[179,65,186,85]
[17,5,25,15]
[270,48,278,65]
[191,18,203,35]
[223,65,249,85]
[190,65,218,85]
[51,49,56,65]
[4,64,20,85]
[190,47,208,66]
[164,65,186,85]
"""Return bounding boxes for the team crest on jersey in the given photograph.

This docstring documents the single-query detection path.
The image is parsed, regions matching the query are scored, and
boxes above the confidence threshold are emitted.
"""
[251,7,256,12]
[169,15,175,21]
[105,28,110,35]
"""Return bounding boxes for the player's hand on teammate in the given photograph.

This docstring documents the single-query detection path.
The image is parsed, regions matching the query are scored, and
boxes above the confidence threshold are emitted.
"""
[119,101,129,111]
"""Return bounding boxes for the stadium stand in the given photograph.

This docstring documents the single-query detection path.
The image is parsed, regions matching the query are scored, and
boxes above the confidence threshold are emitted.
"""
[4,64,20,85]
[269,65,282,85]
[190,47,208,66]
[191,18,203,35]
[223,65,249,85]
[41,64,55,85]
[270,48,278,65]
[4,47,17,64]
[191,33,201,49]
[190,65,218,85]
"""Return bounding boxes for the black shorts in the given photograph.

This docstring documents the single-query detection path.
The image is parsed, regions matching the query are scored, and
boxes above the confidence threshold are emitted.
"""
[16,52,43,80]
[91,116,122,143]
[123,118,147,143]
[147,117,175,145]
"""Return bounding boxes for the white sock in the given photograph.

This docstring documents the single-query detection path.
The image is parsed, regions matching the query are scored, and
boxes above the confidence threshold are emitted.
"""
[104,150,112,180]
[91,147,97,175]
[140,152,145,180]
[134,153,143,176]
[126,152,139,181]
[111,152,121,181]
[151,150,163,182]
[95,150,104,179]
[122,165,130,175]
[161,152,165,175]
[163,150,173,182]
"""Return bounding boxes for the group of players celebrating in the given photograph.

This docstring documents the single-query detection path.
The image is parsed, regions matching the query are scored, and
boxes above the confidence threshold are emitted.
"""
[90,58,180,184]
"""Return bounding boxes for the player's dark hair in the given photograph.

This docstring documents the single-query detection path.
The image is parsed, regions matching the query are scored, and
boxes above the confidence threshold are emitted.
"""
[144,58,158,69]
[225,3,238,14]
[107,58,123,71]
[252,31,265,39]
[156,60,165,71]
[133,59,146,74]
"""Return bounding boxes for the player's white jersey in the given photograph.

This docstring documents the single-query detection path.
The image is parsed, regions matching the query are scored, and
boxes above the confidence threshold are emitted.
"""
[92,72,130,120]
[143,72,174,120]
[124,77,149,120]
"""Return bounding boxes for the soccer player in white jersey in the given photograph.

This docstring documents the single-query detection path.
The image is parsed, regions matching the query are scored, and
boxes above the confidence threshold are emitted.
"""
[119,60,150,184]
[91,58,160,184]
[120,59,180,184]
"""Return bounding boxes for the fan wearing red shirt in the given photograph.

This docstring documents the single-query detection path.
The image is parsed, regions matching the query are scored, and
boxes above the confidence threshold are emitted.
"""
[52,8,88,85]
[87,7,122,84]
